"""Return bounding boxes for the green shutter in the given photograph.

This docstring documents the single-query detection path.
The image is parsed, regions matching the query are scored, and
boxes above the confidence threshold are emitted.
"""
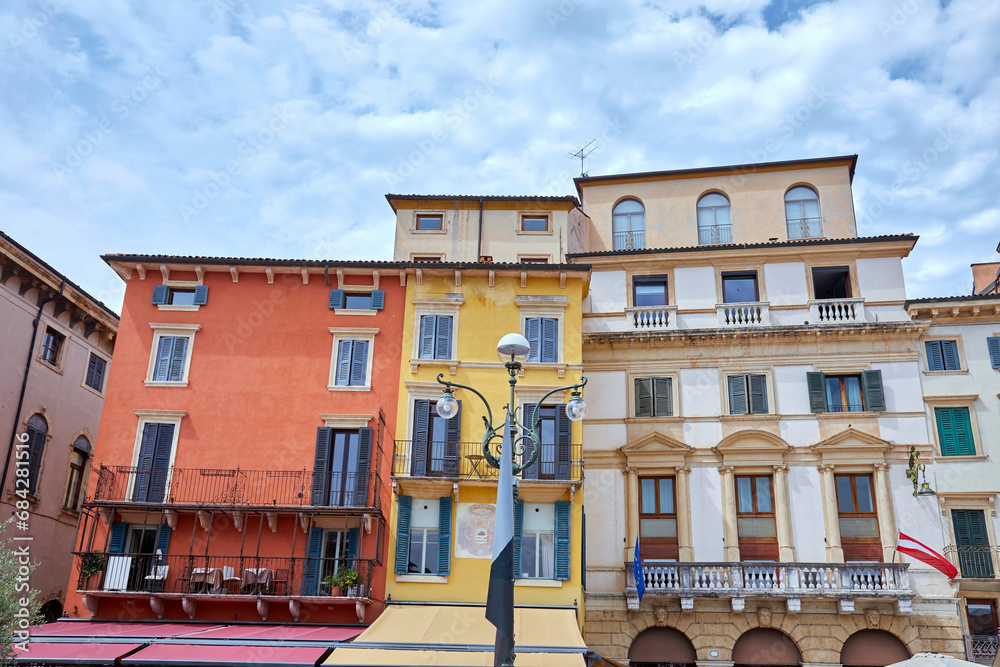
[988,337,1000,369]
[151,285,168,305]
[806,372,827,413]
[862,369,886,412]
[108,522,128,554]
[437,496,453,575]
[513,499,524,579]
[395,496,412,575]
[329,289,345,309]
[554,500,571,581]
[937,407,975,456]
[952,509,994,578]
[653,378,672,417]
[370,290,385,310]
[635,378,652,417]
[749,374,768,414]
[193,285,209,306]
[926,341,945,371]
[729,375,748,415]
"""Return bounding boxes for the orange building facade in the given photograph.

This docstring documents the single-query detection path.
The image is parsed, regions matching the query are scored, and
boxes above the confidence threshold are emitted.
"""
[63,256,405,627]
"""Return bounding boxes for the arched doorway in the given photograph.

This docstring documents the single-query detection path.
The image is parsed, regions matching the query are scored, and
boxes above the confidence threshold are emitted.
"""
[629,627,697,667]
[39,599,63,623]
[733,628,801,667]
[841,629,910,667]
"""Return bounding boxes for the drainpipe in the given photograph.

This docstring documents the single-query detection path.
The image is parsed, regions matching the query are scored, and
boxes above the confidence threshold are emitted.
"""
[1,278,65,497]
[476,198,484,262]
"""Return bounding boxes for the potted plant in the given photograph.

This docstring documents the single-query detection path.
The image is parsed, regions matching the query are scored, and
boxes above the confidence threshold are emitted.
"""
[79,551,106,589]
[321,573,341,597]
[334,567,360,596]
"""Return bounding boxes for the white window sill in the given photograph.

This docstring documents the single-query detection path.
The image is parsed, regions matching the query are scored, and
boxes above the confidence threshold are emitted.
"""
[409,359,458,375]
[144,380,189,387]
[395,574,448,583]
[923,370,968,375]
[515,230,553,236]
[514,579,563,588]
[815,411,881,418]
[522,362,568,378]
[327,384,371,392]
[332,309,378,316]
[937,454,987,461]
[156,304,200,312]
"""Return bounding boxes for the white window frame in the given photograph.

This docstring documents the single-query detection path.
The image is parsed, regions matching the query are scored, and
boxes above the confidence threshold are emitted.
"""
[328,328,378,391]
[409,498,441,577]
[411,296,463,373]
[521,502,555,579]
[145,324,201,387]
[127,409,186,500]
[516,295,568,370]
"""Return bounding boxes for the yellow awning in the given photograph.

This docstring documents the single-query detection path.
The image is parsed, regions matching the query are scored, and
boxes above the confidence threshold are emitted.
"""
[325,605,586,666]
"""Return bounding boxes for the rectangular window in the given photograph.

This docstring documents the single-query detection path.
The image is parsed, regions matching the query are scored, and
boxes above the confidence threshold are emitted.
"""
[152,336,190,382]
[952,510,995,579]
[634,377,673,417]
[152,285,208,307]
[639,477,677,559]
[521,215,549,232]
[812,267,851,299]
[525,317,558,363]
[328,289,385,311]
[935,407,976,456]
[418,315,453,360]
[133,422,175,503]
[521,404,571,481]
[40,327,65,365]
[633,276,669,307]
[807,370,885,413]
[926,340,961,371]
[85,353,107,392]
[411,399,460,477]
[965,599,998,636]
[334,340,369,387]
[825,375,864,412]
[168,289,196,306]
[520,503,555,578]
[727,374,768,415]
[394,495,452,576]
[722,272,759,303]
[416,214,442,230]
[311,426,372,507]
[835,474,882,562]
[736,476,777,561]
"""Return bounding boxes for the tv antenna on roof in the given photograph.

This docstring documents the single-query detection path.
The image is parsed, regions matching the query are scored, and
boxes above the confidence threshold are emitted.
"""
[568,139,598,177]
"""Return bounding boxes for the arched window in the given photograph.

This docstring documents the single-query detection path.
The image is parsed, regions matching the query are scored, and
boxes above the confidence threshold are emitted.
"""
[63,436,91,510]
[697,193,732,244]
[613,199,646,250]
[24,414,48,497]
[784,186,822,238]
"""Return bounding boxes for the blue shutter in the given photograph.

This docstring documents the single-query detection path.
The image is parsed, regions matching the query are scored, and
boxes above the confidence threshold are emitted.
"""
[926,341,944,371]
[942,340,960,371]
[395,496,412,575]
[108,522,128,554]
[167,337,188,382]
[336,340,352,385]
[988,337,1000,369]
[193,285,208,306]
[806,372,827,413]
[155,525,171,555]
[555,405,571,481]
[435,316,452,360]
[329,289,345,309]
[862,369,886,412]
[521,403,538,480]
[153,337,175,381]
[370,290,385,310]
[728,375,748,415]
[418,316,435,359]
[311,427,333,505]
[525,318,541,362]
[148,423,174,503]
[554,500,571,581]
[513,499,524,579]
[350,340,368,386]
[541,318,558,363]
[411,401,430,477]
[302,527,324,596]
[346,527,360,560]
[749,374,767,414]
[354,427,372,507]
[437,496,453,575]
[132,423,159,502]
[151,285,168,305]
[85,354,99,389]
[444,400,460,476]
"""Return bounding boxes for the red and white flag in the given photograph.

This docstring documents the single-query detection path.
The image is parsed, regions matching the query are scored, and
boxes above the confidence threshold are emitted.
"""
[895,531,958,579]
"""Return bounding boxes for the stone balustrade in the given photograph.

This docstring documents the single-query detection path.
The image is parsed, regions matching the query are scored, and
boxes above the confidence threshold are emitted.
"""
[809,298,865,324]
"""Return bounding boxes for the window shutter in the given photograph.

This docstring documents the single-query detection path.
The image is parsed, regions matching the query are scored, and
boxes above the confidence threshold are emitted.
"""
[437,496,453,575]
[153,337,175,381]
[555,405,572,481]
[370,289,385,310]
[444,400,461,476]
[350,340,368,386]
[862,369,886,412]
[749,374,768,414]
[155,524,171,555]
[311,427,333,505]
[347,527,360,560]
[635,378,652,417]
[148,423,174,503]
[728,375,748,415]
[806,372,827,413]
[419,316,435,359]
[354,427,372,507]
[554,500,571,581]
[302,526,324,595]
[653,378,672,417]
[926,341,944,371]
[954,408,975,456]
[521,403,538,480]
[151,285,168,305]
[541,318,558,363]
[329,289,345,309]
[167,337,188,382]
[952,510,994,578]
[988,336,1000,369]
[525,318,541,362]
[132,423,159,502]
[936,408,961,456]
[513,499,524,579]
[336,340,353,385]
[25,423,46,497]
[581,510,587,591]
[435,316,452,360]
[395,496,413,575]
[86,354,98,388]
[190,285,207,306]
[108,522,129,554]
[411,400,430,477]
[942,340,960,370]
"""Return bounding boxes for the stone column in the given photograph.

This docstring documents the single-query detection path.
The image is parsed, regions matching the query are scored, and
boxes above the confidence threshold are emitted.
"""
[873,463,897,562]
[818,464,844,562]
[719,465,740,562]
[626,466,639,562]
[773,464,796,562]
[676,466,694,561]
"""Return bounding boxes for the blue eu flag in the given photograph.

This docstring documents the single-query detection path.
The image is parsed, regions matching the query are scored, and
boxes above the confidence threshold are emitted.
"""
[633,537,645,602]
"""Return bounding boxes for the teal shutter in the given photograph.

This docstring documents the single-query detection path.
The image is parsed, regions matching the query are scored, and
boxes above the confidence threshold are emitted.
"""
[151,285,168,305]
[525,318,541,362]
[554,500,571,581]
[167,337,188,381]
[193,285,208,305]
[749,374,767,414]
[941,340,960,370]
[311,427,333,505]
[370,290,385,310]
[541,318,558,362]
[653,378,672,417]
[555,405,571,480]
[350,340,368,386]
[155,525,171,555]
[862,369,886,412]
[435,316,452,360]
[728,375,748,415]
[108,522,128,553]
[926,341,945,371]
[302,526,324,595]
[336,340,352,385]
[937,408,975,456]
[952,509,994,578]
[346,527,360,560]
[329,289,345,309]
[635,378,652,417]
[513,499,524,578]
[419,316,435,359]
[411,400,429,477]
[437,496,453,575]
[354,427,372,507]
[395,496,412,574]
[988,337,1000,369]
[806,372,827,413]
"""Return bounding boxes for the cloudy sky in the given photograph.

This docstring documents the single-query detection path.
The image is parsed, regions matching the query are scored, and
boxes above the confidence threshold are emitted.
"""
[1,0,998,313]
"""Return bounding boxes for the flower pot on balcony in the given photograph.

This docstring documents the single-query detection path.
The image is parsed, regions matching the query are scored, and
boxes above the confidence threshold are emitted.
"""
[330,585,342,597]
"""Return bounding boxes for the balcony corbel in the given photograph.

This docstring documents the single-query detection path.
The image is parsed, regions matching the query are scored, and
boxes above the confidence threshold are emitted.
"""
[231,511,244,532]
[266,512,278,532]
[356,600,368,624]
[98,508,114,526]
[163,509,178,530]
[81,594,99,617]
[197,511,211,531]
[839,598,855,613]
[257,598,269,621]
[363,513,372,535]
[182,596,197,620]
[297,513,309,533]
[732,598,745,612]
[787,598,801,612]
[150,596,164,619]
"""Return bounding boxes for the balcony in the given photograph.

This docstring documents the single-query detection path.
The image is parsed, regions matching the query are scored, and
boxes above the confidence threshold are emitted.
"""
[393,439,582,482]
[75,552,377,622]
[613,230,646,251]
[90,466,380,511]
[809,298,865,324]
[944,545,998,579]
[699,224,732,245]
[964,635,999,665]
[787,217,824,239]
[627,561,912,613]
[626,305,678,330]
[717,302,770,327]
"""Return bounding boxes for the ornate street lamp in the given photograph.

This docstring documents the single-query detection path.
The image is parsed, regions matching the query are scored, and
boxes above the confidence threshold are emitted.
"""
[905,446,937,497]
[434,333,587,473]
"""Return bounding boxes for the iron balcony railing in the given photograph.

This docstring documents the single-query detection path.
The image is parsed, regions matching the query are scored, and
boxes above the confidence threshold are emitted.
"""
[698,224,732,245]
[944,545,998,579]
[964,635,999,665]
[613,230,646,251]
[89,466,381,510]
[787,217,824,239]
[74,552,376,598]
[393,439,582,482]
